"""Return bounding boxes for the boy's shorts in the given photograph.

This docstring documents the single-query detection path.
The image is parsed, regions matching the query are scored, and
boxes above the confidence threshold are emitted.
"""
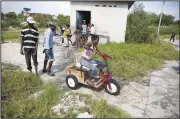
[44,48,55,61]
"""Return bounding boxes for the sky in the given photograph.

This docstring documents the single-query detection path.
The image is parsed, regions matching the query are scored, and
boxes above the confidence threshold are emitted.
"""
[1,1,179,20]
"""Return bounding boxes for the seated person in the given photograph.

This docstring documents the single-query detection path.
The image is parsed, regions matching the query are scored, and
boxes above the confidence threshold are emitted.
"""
[79,35,102,86]
[90,35,103,66]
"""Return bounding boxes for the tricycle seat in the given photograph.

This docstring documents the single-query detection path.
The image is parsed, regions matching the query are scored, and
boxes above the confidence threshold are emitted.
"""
[76,62,90,71]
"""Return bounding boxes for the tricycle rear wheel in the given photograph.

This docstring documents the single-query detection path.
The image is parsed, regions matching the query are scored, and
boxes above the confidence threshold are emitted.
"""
[66,75,79,89]
[105,79,121,95]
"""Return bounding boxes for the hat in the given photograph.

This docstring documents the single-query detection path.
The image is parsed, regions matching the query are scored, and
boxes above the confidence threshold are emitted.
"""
[27,17,36,24]
[50,24,56,28]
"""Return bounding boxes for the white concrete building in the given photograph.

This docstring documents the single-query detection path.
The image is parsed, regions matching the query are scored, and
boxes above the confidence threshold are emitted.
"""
[70,1,134,43]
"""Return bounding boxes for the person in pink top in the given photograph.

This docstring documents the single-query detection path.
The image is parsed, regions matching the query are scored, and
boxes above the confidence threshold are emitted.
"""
[80,35,102,86]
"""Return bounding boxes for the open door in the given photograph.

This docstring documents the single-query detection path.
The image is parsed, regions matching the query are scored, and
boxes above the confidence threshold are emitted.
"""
[76,11,91,29]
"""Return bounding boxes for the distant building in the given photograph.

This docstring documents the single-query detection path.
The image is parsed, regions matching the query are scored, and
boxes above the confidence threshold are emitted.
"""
[70,1,134,43]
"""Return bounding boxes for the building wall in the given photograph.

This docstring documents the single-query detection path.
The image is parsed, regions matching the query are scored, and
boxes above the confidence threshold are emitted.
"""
[70,1,129,43]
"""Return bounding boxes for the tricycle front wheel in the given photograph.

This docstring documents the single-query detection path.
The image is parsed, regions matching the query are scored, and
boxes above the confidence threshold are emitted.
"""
[105,79,121,95]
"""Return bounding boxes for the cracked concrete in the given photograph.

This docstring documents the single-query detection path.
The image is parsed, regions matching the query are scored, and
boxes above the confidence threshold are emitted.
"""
[144,60,179,118]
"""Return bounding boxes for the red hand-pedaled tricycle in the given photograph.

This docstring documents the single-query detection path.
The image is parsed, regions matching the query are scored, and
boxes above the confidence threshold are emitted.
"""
[65,49,121,95]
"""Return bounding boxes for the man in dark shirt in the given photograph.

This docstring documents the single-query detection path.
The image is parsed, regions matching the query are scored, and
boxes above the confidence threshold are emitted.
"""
[170,30,175,42]
[20,17,39,75]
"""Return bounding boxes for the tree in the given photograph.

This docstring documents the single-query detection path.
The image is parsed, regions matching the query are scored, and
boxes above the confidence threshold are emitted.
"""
[173,20,180,25]
[57,14,70,26]
[17,13,26,22]
[1,13,4,20]
[5,12,17,19]
[148,12,158,26]
[159,13,175,26]
[125,3,157,43]
[4,12,20,28]
[34,13,46,27]
[45,14,53,22]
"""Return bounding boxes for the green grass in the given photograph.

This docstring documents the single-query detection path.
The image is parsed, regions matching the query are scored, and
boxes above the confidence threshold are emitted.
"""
[159,25,179,35]
[1,63,131,118]
[63,93,131,118]
[2,28,45,43]
[78,93,131,118]
[1,62,21,71]
[1,63,63,118]
[77,41,179,80]
[151,25,179,40]
[159,34,179,40]
[91,99,130,118]
[2,30,21,42]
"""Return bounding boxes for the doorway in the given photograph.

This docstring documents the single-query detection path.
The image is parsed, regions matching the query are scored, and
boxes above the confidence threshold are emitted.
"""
[76,11,91,29]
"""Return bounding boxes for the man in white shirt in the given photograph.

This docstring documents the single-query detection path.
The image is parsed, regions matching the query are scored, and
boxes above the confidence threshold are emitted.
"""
[42,24,56,76]
[90,24,95,34]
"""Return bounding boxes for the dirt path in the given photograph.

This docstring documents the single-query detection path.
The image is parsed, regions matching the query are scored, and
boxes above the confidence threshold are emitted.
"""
[1,41,179,118]
[163,39,179,51]
[1,42,76,82]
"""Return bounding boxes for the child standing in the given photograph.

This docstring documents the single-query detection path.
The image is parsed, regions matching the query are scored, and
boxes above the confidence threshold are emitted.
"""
[63,24,72,47]
[73,27,81,48]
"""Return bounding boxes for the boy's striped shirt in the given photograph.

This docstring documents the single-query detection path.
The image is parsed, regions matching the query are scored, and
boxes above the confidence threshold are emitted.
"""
[21,26,39,49]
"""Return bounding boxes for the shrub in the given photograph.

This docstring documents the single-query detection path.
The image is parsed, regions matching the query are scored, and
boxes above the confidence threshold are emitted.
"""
[125,3,157,43]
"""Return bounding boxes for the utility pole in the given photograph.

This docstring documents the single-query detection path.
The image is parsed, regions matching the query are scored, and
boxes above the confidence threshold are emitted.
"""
[157,1,165,35]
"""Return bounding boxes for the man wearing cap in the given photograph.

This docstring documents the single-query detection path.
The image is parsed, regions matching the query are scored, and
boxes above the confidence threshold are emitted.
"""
[20,17,39,75]
[42,24,56,76]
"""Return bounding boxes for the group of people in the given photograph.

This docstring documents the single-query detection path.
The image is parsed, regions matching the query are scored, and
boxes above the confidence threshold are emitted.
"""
[72,20,96,48]
[21,17,57,76]
[81,20,96,35]
[20,17,101,80]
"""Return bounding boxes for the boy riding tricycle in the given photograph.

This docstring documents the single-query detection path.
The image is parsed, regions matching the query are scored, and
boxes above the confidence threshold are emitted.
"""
[66,35,121,95]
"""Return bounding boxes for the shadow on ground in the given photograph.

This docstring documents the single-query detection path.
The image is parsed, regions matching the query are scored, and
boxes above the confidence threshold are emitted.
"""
[38,60,72,76]
[172,66,180,73]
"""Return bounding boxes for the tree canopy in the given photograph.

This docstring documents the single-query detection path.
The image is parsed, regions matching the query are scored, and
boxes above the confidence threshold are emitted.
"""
[1,12,70,29]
